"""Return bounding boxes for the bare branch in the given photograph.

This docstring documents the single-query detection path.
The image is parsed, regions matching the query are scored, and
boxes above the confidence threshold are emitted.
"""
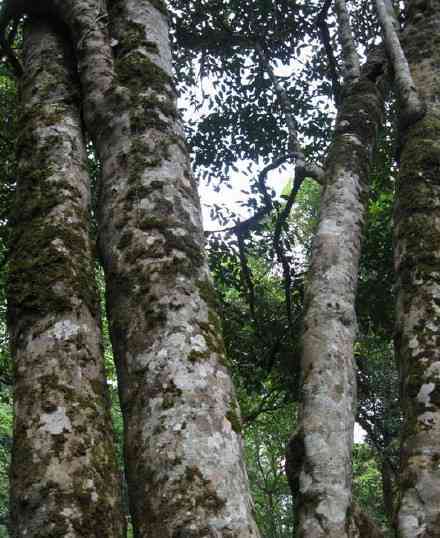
[255,43,325,182]
[374,0,425,124]
[255,42,300,153]
[205,153,295,236]
[248,45,325,329]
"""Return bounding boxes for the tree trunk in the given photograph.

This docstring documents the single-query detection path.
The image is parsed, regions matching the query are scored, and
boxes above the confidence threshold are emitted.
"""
[7,18,124,537]
[395,2,440,536]
[47,0,260,535]
[381,459,395,530]
[291,66,385,537]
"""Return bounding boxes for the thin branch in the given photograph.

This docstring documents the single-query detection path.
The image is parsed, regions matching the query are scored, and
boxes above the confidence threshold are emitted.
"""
[317,0,342,104]
[255,42,300,153]
[262,335,284,374]
[334,0,361,85]
[255,43,325,182]
[205,153,296,236]
[254,44,325,330]
[272,172,306,334]
[374,0,425,124]
[242,388,285,424]
[273,172,305,256]
[274,235,294,333]
[237,233,258,330]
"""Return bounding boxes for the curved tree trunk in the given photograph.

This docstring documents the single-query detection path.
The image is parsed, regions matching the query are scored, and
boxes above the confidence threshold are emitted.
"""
[395,2,440,536]
[7,18,125,537]
[47,0,260,535]
[291,67,385,537]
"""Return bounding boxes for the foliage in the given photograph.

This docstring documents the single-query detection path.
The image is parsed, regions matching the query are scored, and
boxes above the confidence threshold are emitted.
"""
[244,405,295,538]
[208,170,396,534]
[0,62,16,538]
[352,444,390,533]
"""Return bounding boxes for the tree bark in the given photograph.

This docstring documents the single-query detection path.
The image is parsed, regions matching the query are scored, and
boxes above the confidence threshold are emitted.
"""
[334,0,360,84]
[395,2,440,536]
[291,63,385,537]
[375,0,423,124]
[7,18,124,537]
[45,0,260,535]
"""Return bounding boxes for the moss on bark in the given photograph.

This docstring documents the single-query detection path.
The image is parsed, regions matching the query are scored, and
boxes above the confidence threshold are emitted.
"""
[394,4,440,537]
[8,18,124,537]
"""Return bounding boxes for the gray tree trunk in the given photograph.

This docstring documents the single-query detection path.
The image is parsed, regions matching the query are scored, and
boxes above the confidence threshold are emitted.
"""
[290,64,385,537]
[394,2,440,536]
[7,18,125,537]
[43,0,260,535]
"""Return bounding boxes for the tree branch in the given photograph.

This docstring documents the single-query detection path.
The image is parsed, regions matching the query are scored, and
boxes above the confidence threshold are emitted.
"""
[242,388,285,425]
[334,0,361,85]
[255,42,300,154]
[254,43,325,330]
[317,0,342,104]
[374,0,425,125]
[205,153,295,236]
[237,232,258,330]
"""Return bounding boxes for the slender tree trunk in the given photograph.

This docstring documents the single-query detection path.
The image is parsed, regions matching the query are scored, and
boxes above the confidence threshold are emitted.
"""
[7,18,125,537]
[47,0,260,535]
[381,459,395,528]
[395,2,440,536]
[290,63,385,537]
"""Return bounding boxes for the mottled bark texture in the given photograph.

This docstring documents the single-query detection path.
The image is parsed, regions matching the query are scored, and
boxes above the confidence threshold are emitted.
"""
[375,0,424,125]
[291,69,384,536]
[7,19,125,537]
[41,0,259,536]
[395,1,440,536]
[335,0,360,84]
